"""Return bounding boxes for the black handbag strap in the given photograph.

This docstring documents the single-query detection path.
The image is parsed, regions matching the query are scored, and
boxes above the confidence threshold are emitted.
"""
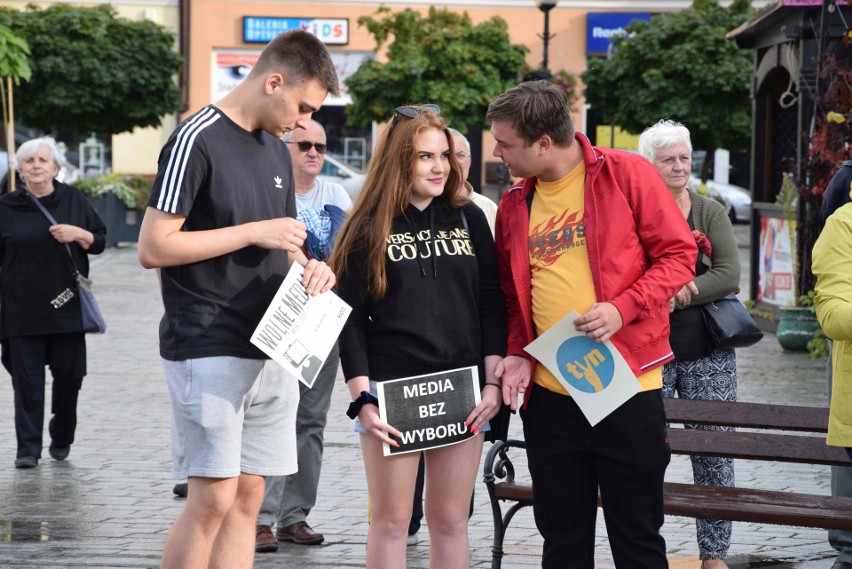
[25,190,82,278]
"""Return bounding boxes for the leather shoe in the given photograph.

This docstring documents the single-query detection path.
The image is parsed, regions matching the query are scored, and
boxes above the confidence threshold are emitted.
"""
[49,445,70,461]
[14,456,37,469]
[255,525,278,553]
[276,521,324,545]
[831,562,852,569]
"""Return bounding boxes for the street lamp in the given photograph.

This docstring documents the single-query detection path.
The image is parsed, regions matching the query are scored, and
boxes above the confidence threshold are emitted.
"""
[536,0,558,72]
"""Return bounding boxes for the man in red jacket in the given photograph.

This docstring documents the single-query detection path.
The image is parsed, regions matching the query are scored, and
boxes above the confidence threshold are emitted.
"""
[488,80,697,568]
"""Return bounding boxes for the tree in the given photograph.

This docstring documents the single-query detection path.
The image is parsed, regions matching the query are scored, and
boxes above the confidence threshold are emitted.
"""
[345,7,528,133]
[581,0,753,177]
[0,4,182,135]
[0,24,30,192]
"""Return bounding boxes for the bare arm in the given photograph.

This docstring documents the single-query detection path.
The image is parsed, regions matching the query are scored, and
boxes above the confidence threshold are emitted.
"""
[137,207,307,269]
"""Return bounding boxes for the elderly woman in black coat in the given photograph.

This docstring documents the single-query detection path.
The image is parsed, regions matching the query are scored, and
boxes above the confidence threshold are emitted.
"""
[0,137,106,469]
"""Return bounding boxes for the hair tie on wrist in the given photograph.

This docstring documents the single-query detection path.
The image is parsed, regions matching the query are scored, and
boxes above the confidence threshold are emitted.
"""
[484,383,501,389]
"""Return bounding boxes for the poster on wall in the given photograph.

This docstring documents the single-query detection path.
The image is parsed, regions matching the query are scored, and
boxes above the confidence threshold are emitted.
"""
[211,50,374,105]
[757,216,797,307]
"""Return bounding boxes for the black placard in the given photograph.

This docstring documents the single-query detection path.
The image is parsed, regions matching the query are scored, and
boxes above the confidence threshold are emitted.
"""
[377,366,480,456]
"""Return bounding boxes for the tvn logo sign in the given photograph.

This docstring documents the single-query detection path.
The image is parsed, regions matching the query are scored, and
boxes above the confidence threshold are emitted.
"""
[556,337,616,393]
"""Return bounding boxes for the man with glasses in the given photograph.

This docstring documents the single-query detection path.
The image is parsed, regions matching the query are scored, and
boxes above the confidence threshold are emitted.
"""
[255,119,351,553]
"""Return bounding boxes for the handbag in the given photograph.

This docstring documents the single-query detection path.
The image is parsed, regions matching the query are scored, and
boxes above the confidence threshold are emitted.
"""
[26,190,107,334]
[700,293,762,350]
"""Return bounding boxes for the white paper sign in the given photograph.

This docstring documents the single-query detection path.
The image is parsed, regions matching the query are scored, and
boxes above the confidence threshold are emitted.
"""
[524,311,641,426]
[251,263,351,388]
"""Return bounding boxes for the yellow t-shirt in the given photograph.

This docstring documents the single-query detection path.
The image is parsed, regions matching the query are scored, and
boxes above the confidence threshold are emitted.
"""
[529,165,662,395]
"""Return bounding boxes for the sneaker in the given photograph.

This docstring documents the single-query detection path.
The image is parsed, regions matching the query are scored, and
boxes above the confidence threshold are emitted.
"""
[14,456,38,469]
[255,524,279,553]
[172,483,188,498]
[49,445,70,461]
[407,531,419,546]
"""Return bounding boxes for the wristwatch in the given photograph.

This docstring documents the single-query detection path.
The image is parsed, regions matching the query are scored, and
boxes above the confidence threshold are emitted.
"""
[346,391,379,419]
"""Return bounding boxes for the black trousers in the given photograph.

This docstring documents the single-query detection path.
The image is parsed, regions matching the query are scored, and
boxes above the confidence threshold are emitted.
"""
[5,333,86,459]
[522,386,670,569]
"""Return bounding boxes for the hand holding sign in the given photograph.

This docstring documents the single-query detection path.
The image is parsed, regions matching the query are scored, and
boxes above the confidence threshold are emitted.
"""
[524,311,641,426]
[377,366,480,456]
[572,302,623,344]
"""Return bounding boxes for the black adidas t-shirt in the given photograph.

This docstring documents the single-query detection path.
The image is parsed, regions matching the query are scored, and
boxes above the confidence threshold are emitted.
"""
[148,105,296,361]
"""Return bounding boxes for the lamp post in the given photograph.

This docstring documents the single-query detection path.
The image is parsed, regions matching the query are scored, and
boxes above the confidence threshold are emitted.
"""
[536,0,558,72]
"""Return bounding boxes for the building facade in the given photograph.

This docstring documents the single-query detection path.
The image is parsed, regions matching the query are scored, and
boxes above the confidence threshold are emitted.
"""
[2,0,774,180]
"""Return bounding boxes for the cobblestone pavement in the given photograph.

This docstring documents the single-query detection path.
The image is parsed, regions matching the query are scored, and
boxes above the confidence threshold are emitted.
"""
[0,227,840,568]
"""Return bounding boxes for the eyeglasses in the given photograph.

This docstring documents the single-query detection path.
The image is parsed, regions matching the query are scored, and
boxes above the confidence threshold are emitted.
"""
[388,104,441,135]
[455,151,470,160]
[285,141,327,154]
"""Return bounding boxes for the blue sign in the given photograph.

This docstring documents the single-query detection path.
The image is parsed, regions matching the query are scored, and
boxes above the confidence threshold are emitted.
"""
[555,336,615,394]
[586,13,652,54]
[243,17,349,45]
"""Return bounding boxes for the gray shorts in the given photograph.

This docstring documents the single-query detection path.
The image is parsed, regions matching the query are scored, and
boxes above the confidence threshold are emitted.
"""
[163,357,299,479]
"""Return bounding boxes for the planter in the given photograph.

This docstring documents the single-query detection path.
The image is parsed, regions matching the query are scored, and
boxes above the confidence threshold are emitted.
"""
[84,193,144,248]
[776,307,820,352]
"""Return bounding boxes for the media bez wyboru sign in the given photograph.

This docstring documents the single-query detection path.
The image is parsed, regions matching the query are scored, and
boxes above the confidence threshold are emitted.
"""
[376,366,480,456]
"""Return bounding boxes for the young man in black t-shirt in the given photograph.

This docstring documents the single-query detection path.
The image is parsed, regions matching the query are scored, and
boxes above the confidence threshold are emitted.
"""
[138,30,338,569]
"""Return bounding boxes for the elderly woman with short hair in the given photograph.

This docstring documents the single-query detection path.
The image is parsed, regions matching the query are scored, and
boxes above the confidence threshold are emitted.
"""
[638,120,740,569]
[0,137,106,469]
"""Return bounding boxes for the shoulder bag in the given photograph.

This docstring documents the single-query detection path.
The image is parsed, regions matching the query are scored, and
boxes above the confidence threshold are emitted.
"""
[700,293,762,350]
[26,190,107,334]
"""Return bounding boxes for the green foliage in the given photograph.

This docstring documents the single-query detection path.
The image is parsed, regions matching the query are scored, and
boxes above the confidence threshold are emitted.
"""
[798,290,816,307]
[743,299,774,320]
[806,327,828,360]
[75,172,150,210]
[581,0,753,155]
[0,24,30,84]
[345,6,528,132]
[0,4,183,135]
[519,65,581,110]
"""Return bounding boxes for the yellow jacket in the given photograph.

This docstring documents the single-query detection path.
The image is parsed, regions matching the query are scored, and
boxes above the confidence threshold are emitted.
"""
[813,198,852,448]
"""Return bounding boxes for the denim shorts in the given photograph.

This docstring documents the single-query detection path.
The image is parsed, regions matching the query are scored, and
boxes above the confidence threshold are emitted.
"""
[163,357,299,479]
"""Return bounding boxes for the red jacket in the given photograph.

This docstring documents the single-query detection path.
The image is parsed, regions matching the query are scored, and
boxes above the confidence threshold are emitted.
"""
[495,134,697,403]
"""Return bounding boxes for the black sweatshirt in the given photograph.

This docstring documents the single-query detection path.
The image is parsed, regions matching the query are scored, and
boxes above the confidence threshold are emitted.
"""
[0,182,106,337]
[338,200,506,384]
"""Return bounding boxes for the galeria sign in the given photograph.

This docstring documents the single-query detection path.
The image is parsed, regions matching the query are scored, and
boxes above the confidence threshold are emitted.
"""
[377,366,480,456]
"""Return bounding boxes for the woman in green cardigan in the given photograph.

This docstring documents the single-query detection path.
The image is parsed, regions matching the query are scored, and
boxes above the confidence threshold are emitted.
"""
[639,120,741,569]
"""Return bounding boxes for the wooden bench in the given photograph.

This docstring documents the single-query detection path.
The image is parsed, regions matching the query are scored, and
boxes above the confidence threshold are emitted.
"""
[482,397,852,569]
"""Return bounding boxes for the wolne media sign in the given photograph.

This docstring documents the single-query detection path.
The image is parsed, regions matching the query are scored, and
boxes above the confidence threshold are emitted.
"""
[377,366,480,456]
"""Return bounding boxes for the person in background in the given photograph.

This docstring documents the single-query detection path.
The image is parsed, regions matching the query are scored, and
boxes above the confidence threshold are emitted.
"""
[404,127,497,546]
[138,30,338,569]
[638,119,740,569]
[489,80,696,568]
[0,137,106,469]
[449,128,497,232]
[330,104,506,568]
[255,119,352,552]
[816,162,852,569]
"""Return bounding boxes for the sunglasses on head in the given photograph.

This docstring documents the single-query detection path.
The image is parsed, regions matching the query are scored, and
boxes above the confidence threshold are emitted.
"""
[388,104,441,134]
[285,141,327,154]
